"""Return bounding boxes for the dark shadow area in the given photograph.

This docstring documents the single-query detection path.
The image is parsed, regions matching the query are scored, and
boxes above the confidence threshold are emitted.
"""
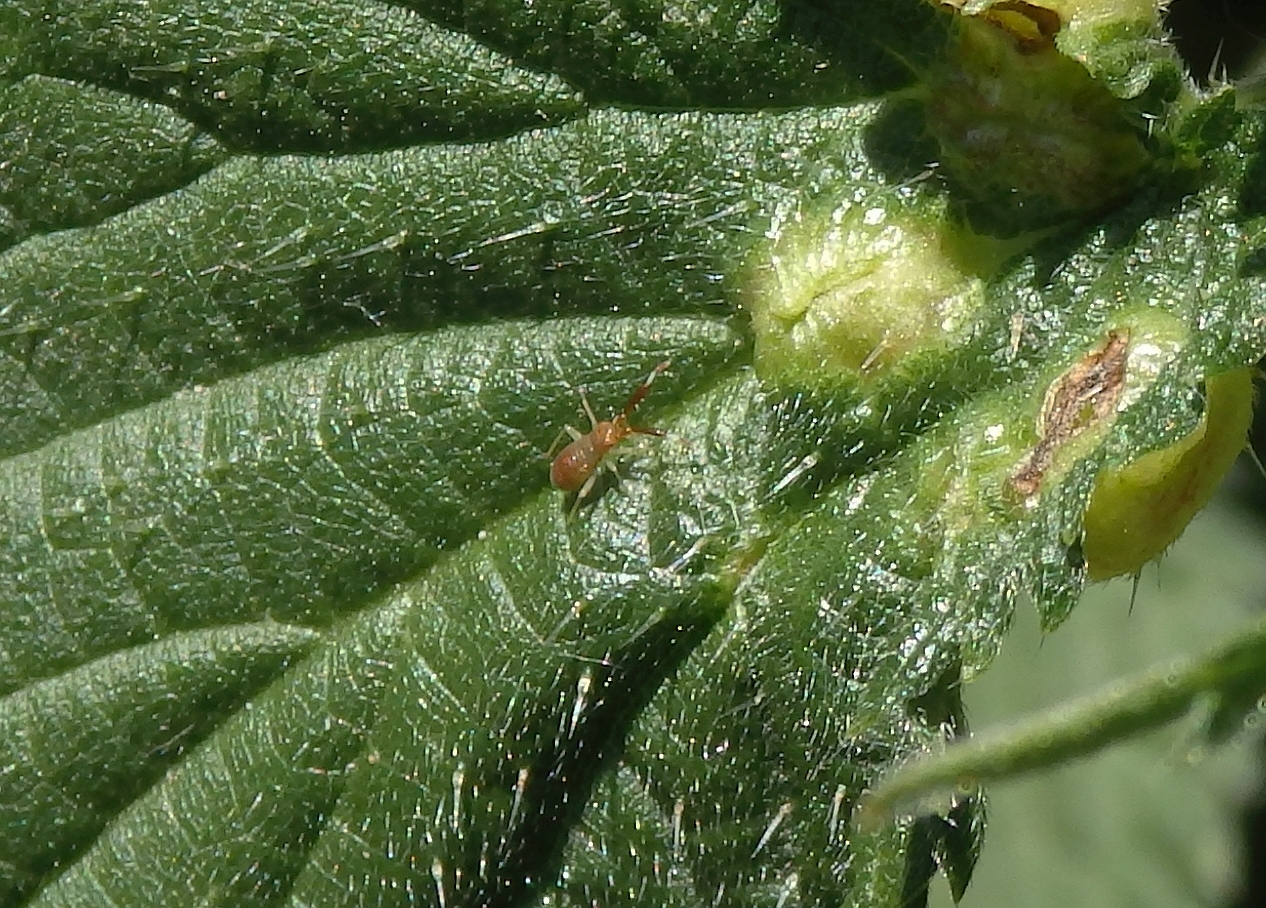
[1236,130,1266,219]
[777,0,947,96]
[1239,244,1266,279]
[902,662,984,908]
[1019,185,1182,286]
[1166,0,1266,84]
[1218,372,1266,908]
[863,99,941,185]
[472,605,720,907]
[1225,374,1266,523]
[1228,739,1266,908]
[1172,0,1266,374]
[392,0,945,109]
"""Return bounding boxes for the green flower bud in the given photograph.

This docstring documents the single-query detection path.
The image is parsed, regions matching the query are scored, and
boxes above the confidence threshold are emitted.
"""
[924,0,1154,227]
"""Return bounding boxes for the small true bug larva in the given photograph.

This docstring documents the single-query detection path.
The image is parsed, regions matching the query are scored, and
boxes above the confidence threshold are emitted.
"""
[549,361,671,508]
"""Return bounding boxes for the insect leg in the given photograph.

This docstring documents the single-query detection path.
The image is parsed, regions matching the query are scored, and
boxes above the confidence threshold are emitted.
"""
[620,360,672,419]
[546,425,584,458]
[578,388,599,428]
[568,471,602,519]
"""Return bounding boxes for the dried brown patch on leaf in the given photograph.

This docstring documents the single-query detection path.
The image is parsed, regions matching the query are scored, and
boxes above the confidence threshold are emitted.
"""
[1011,329,1130,498]
[930,0,1063,52]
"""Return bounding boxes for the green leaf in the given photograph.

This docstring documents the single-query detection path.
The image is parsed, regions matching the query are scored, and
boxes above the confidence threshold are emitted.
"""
[1,0,585,151]
[394,0,943,107]
[0,75,227,251]
[0,317,742,692]
[0,102,909,455]
[0,623,318,901]
[3,1,1266,906]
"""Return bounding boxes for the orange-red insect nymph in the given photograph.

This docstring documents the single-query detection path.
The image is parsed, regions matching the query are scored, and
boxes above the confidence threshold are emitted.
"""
[549,361,671,503]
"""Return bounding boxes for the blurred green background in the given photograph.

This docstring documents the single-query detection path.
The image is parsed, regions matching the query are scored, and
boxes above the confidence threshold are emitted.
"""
[930,457,1266,908]
[931,7,1266,906]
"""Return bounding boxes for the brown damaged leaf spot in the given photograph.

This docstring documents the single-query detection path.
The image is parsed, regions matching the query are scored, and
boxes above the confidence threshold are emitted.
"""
[1011,329,1131,498]
[984,1,1062,52]
[933,0,1063,52]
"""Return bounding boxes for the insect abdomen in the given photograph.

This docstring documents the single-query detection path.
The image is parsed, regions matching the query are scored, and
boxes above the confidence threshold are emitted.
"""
[549,437,602,491]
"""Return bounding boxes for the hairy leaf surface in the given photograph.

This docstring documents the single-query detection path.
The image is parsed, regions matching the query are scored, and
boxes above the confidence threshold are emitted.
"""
[2,1,1264,906]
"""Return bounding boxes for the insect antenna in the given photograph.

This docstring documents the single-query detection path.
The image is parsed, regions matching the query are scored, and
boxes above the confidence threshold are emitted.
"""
[621,360,672,420]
